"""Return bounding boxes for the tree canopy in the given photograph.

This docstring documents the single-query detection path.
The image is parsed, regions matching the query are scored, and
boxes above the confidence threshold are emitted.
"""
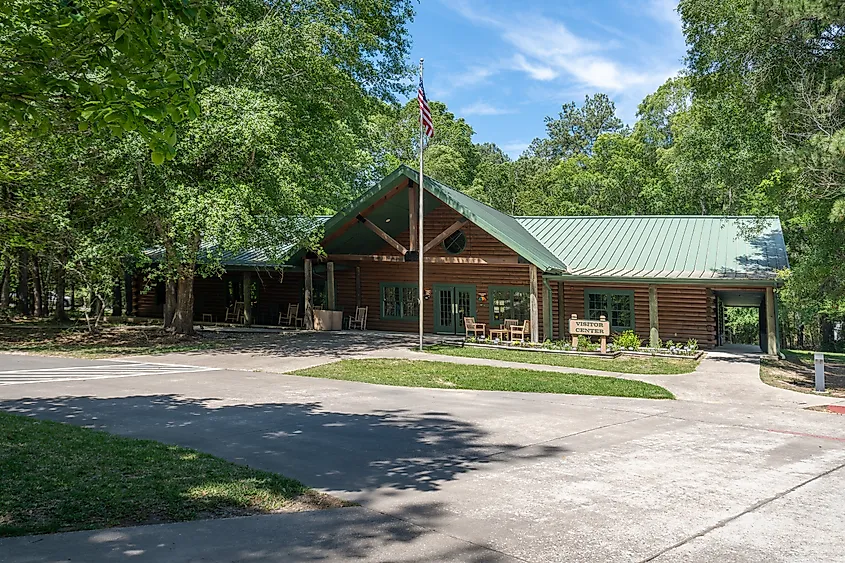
[2,0,843,348]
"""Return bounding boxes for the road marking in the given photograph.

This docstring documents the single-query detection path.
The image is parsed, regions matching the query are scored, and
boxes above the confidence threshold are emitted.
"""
[766,428,845,443]
[0,362,219,385]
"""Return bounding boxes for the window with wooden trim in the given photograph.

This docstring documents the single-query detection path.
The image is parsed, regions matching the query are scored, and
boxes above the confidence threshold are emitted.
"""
[584,289,634,330]
[380,282,419,320]
[489,285,529,327]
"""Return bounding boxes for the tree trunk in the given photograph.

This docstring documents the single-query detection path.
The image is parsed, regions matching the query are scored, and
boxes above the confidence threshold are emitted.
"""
[171,232,201,335]
[112,279,123,317]
[55,257,68,322]
[164,280,177,328]
[821,314,835,352]
[17,250,29,315]
[1,254,10,308]
[31,256,44,317]
[171,273,196,335]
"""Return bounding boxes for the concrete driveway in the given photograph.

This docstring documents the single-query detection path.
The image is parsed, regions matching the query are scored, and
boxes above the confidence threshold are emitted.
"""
[1,338,844,562]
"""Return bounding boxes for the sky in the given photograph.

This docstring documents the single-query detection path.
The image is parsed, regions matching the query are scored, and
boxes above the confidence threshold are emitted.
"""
[406,0,687,158]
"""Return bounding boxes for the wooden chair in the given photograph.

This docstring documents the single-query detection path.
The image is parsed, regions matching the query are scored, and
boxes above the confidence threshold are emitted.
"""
[278,303,303,327]
[349,306,368,330]
[225,302,244,324]
[510,320,530,341]
[464,316,486,339]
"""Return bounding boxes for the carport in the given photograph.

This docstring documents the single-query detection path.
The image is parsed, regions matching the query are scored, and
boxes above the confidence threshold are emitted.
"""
[715,289,778,354]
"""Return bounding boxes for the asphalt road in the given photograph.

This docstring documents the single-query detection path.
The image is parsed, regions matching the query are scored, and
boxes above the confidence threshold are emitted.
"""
[1,352,844,562]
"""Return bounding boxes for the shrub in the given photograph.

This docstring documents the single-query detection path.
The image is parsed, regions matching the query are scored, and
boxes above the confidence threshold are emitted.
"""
[686,338,698,352]
[576,335,598,352]
[614,330,642,350]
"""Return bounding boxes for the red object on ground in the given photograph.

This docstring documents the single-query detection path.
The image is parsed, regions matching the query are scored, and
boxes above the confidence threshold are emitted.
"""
[827,405,845,415]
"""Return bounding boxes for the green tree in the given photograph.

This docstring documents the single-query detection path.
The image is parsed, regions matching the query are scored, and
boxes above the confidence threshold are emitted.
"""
[528,93,626,162]
[135,0,414,334]
[372,99,480,190]
[0,0,228,160]
[680,0,845,343]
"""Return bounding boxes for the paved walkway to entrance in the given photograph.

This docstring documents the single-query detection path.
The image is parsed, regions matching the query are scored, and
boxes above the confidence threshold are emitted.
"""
[129,331,843,410]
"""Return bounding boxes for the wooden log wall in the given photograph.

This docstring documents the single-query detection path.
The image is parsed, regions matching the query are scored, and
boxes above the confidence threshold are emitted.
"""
[334,261,550,339]
[333,202,553,338]
[560,282,718,348]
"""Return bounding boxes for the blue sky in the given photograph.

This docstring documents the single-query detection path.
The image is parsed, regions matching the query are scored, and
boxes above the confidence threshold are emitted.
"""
[406,0,686,158]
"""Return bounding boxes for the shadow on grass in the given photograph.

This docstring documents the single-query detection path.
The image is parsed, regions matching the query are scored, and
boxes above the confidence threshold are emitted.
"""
[0,393,566,555]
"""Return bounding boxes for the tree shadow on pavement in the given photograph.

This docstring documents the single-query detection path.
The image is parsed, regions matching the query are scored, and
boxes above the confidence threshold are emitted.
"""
[0,393,559,560]
[0,394,566,495]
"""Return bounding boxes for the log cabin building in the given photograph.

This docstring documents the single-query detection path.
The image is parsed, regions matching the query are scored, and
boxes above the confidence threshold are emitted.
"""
[132,166,789,354]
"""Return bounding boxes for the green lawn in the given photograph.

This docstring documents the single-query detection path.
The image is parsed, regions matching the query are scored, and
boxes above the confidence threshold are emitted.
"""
[422,344,699,375]
[293,359,674,399]
[0,411,345,537]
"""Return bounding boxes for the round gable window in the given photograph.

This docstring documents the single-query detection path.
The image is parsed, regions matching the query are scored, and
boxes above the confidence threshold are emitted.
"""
[443,230,467,255]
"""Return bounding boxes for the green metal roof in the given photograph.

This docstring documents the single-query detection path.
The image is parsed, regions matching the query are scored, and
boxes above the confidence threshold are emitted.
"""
[419,170,568,273]
[144,216,331,268]
[516,215,788,281]
[317,165,568,273]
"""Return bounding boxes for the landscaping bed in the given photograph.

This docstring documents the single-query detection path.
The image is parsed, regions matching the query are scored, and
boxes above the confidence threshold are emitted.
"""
[464,330,701,359]
[425,344,699,375]
[0,411,346,538]
[462,341,704,361]
[293,358,675,398]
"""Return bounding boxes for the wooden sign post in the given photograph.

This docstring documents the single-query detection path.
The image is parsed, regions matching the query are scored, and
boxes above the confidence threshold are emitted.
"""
[568,314,611,353]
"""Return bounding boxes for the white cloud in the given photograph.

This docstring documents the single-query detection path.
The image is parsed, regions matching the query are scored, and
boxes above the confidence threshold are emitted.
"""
[501,141,529,157]
[451,66,497,89]
[460,101,514,116]
[647,0,682,29]
[511,54,557,81]
[443,1,677,93]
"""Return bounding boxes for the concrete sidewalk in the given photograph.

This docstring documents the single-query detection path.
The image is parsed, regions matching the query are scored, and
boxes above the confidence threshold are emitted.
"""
[128,330,842,409]
[0,507,518,563]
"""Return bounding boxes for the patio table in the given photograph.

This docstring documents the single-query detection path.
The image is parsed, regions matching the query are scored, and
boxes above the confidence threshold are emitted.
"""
[488,328,509,340]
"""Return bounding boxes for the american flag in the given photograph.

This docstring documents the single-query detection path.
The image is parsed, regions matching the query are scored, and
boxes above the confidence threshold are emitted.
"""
[418,77,434,138]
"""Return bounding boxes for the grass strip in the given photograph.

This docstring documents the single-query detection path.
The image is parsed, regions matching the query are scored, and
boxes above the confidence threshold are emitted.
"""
[293,358,674,399]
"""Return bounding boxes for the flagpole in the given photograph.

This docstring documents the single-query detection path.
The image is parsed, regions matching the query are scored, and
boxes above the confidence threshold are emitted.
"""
[418,58,425,352]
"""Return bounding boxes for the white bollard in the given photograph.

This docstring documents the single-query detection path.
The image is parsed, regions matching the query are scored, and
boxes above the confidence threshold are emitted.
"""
[814,352,825,392]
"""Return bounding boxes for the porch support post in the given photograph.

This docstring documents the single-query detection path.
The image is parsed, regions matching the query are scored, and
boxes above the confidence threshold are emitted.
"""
[557,281,565,339]
[648,284,659,347]
[766,286,778,356]
[326,262,335,310]
[542,279,551,342]
[242,271,253,326]
[355,265,362,308]
[529,264,539,343]
[304,259,314,330]
[408,184,418,251]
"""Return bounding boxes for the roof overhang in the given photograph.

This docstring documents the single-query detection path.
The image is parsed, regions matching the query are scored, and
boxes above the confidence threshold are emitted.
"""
[541,274,782,288]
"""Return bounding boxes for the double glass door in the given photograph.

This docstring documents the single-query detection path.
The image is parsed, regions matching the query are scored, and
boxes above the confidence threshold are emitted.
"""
[433,284,476,334]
